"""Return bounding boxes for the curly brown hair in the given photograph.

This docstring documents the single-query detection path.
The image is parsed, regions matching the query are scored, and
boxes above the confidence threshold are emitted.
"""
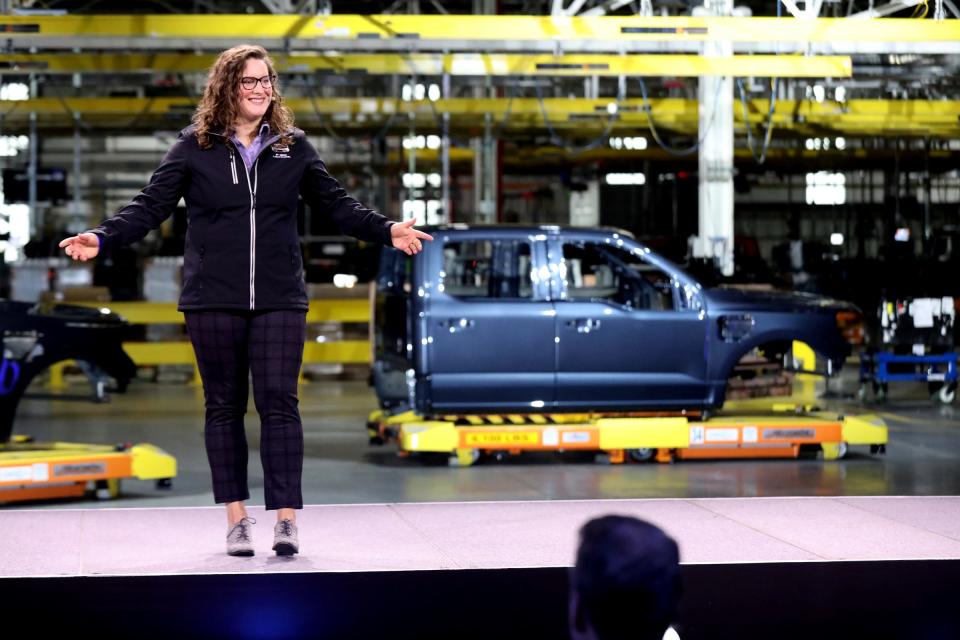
[192,44,294,149]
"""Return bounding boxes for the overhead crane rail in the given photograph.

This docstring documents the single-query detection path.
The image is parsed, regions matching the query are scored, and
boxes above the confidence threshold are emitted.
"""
[0,15,958,54]
[2,97,958,138]
[0,52,851,78]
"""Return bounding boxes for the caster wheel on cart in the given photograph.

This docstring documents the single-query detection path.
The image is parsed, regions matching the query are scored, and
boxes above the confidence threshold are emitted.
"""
[873,382,888,403]
[935,383,957,405]
[449,448,480,467]
[627,448,656,463]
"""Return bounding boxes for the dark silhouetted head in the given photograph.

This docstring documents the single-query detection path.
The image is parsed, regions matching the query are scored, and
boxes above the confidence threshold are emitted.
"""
[569,515,682,640]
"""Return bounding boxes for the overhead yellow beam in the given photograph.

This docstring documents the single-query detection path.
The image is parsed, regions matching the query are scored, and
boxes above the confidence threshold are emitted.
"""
[506,146,959,165]
[387,143,959,168]
[0,14,956,46]
[0,52,851,78]
[3,97,958,137]
[435,54,851,77]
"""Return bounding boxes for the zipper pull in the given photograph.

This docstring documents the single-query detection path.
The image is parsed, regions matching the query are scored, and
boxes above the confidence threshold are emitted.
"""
[229,150,239,185]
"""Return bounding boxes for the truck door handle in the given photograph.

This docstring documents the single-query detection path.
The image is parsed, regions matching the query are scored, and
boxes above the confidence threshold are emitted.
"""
[566,318,601,333]
[441,318,475,333]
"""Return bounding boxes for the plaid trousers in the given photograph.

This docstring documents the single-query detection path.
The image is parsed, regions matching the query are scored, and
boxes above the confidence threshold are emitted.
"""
[184,309,306,510]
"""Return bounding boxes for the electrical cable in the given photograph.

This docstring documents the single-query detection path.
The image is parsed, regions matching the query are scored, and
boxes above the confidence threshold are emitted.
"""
[736,76,778,164]
[492,83,517,140]
[634,76,726,157]
[305,75,404,145]
[533,79,624,154]
[396,52,476,148]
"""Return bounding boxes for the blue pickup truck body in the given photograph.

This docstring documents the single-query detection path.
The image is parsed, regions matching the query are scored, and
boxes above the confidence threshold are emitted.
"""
[373,225,854,414]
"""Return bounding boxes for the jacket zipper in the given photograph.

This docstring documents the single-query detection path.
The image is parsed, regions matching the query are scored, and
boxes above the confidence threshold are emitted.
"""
[241,157,259,310]
[226,132,282,311]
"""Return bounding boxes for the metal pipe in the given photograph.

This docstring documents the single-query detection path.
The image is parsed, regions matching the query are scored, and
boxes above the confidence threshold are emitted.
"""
[441,71,451,223]
[28,111,39,236]
[73,112,82,226]
[923,137,931,247]
[407,115,415,221]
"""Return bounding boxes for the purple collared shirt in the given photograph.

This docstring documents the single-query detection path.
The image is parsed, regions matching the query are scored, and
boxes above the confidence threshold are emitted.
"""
[231,122,271,171]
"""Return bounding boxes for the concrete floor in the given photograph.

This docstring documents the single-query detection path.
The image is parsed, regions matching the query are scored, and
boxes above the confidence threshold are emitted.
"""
[7,368,960,511]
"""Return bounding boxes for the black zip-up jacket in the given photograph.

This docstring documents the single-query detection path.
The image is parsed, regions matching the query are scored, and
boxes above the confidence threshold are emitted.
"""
[90,124,395,312]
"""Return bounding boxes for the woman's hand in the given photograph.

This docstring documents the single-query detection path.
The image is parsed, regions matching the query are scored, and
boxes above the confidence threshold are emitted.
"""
[58,233,100,261]
[390,218,434,256]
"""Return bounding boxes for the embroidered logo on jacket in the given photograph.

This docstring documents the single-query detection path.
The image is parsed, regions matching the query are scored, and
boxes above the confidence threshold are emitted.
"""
[271,142,291,159]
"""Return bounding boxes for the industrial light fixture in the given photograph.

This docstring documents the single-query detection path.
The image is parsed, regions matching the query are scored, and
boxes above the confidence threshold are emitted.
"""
[402,173,426,189]
[402,199,443,225]
[0,135,29,157]
[0,83,29,101]
[333,274,358,288]
[401,83,441,102]
[804,137,846,152]
[609,136,647,150]
[0,203,29,262]
[402,135,441,150]
[806,171,846,206]
[605,173,646,186]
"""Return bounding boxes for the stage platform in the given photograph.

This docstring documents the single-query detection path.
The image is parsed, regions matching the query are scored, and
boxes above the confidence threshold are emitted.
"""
[3,496,960,638]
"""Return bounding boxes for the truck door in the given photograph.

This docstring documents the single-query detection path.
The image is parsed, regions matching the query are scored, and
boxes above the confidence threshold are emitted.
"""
[426,233,555,412]
[552,236,709,410]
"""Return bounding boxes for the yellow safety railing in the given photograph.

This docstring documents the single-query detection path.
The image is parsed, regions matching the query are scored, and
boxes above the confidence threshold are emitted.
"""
[47,298,373,388]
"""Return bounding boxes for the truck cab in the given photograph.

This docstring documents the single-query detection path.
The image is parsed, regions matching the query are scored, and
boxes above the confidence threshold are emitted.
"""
[373,225,855,416]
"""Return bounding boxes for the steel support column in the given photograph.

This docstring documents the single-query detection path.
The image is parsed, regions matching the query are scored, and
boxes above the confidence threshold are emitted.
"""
[693,0,735,276]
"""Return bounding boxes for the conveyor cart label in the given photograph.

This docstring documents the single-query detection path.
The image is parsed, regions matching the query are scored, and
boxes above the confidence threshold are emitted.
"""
[0,465,32,482]
[690,426,705,445]
[705,428,739,443]
[464,432,539,446]
[0,463,47,482]
[54,462,106,477]
[762,428,816,440]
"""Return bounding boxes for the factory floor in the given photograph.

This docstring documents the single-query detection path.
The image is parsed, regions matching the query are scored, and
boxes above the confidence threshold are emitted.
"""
[8,368,960,511]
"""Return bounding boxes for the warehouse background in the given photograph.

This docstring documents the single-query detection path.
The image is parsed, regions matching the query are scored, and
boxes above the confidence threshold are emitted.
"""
[1,4,959,638]
[0,0,957,319]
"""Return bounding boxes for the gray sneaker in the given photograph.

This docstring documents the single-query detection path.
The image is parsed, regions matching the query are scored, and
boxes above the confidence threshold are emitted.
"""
[273,519,299,556]
[226,516,256,557]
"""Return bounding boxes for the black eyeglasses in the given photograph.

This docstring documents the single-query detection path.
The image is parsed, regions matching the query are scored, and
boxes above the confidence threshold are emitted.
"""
[240,75,276,90]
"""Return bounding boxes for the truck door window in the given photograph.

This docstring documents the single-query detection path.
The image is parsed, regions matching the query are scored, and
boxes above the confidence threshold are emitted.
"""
[441,240,533,299]
[562,242,676,310]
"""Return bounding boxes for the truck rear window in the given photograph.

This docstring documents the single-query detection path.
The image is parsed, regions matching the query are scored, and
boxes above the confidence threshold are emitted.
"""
[377,248,411,295]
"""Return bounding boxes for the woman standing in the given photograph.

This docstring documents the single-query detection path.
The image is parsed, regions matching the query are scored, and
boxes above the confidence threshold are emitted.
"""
[59,44,432,557]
